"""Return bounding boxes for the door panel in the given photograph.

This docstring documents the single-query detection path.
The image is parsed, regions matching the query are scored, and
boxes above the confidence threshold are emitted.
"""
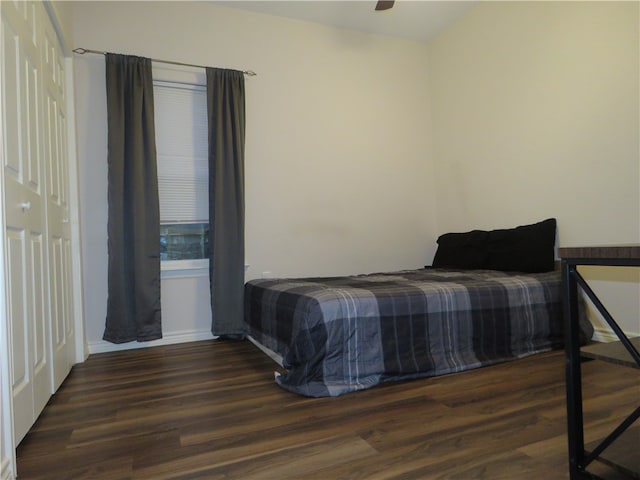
[1,0,56,445]
[29,230,49,415]
[6,229,28,403]
[2,17,22,179]
[5,228,33,444]
[42,16,74,391]
[25,52,42,190]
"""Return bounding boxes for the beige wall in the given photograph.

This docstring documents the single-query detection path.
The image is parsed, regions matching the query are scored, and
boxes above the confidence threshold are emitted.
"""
[72,1,639,349]
[71,1,437,348]
[427,1,640,336]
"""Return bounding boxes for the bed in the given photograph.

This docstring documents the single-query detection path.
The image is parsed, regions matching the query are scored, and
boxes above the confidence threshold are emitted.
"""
[244,219,594,397]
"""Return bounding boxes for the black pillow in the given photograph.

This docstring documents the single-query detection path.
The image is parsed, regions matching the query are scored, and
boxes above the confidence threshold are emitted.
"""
[432,230,489,269]
[485,218,556,273]
[431,218,557,273]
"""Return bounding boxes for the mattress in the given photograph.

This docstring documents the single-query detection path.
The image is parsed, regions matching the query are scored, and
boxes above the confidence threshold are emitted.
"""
[245,268,582,397]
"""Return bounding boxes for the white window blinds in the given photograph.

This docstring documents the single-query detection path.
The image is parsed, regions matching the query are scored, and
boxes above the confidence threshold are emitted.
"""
[153,81,208,224]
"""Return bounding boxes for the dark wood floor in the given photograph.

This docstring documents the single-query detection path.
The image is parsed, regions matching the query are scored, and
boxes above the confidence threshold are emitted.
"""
[15,339,638,480]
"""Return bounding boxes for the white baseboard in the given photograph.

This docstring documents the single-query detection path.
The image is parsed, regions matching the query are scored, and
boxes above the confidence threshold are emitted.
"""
[591,326,639,343]
[87,330,216,355]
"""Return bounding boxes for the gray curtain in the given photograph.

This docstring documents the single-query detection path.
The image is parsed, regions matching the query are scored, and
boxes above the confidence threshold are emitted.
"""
[104,53,162,343]
[206,68,246,338]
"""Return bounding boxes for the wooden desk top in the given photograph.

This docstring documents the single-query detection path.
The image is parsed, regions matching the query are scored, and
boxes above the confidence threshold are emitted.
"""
[558,245,640,261]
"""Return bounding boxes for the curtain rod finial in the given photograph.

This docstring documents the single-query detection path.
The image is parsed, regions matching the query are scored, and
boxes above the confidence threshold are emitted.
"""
[73,47,107,55]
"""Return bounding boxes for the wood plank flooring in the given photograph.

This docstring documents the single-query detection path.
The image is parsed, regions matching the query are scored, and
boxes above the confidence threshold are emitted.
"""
[15,339,639,479]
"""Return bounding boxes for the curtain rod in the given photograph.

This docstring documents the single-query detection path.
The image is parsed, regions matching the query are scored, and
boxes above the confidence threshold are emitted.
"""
[72,48,257,77]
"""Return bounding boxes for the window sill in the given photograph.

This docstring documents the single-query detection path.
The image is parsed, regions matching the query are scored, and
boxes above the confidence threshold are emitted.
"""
[160,261,251,279]
[161,259,209,279]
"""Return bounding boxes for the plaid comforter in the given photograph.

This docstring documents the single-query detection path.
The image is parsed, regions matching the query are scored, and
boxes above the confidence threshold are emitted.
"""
[244,268,568,397]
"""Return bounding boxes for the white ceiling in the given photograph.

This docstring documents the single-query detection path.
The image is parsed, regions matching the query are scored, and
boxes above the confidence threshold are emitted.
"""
[213,1,478,43]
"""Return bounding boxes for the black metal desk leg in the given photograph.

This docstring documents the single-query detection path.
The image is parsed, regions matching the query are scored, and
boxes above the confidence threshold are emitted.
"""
[563,260,586,479]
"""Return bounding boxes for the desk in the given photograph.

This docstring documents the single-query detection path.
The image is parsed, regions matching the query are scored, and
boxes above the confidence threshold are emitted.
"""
[559,245,640,480]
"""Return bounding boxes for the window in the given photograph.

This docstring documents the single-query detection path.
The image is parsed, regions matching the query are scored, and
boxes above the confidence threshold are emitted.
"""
[159,223,208,261]
[153,69,208,269]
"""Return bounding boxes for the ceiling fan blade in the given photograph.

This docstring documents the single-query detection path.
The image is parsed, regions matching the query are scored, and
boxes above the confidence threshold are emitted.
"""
[375,0,394,11]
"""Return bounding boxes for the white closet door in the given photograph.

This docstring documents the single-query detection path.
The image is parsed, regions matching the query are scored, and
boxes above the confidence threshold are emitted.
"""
[1,0,52,444]
[41,11,74,391]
